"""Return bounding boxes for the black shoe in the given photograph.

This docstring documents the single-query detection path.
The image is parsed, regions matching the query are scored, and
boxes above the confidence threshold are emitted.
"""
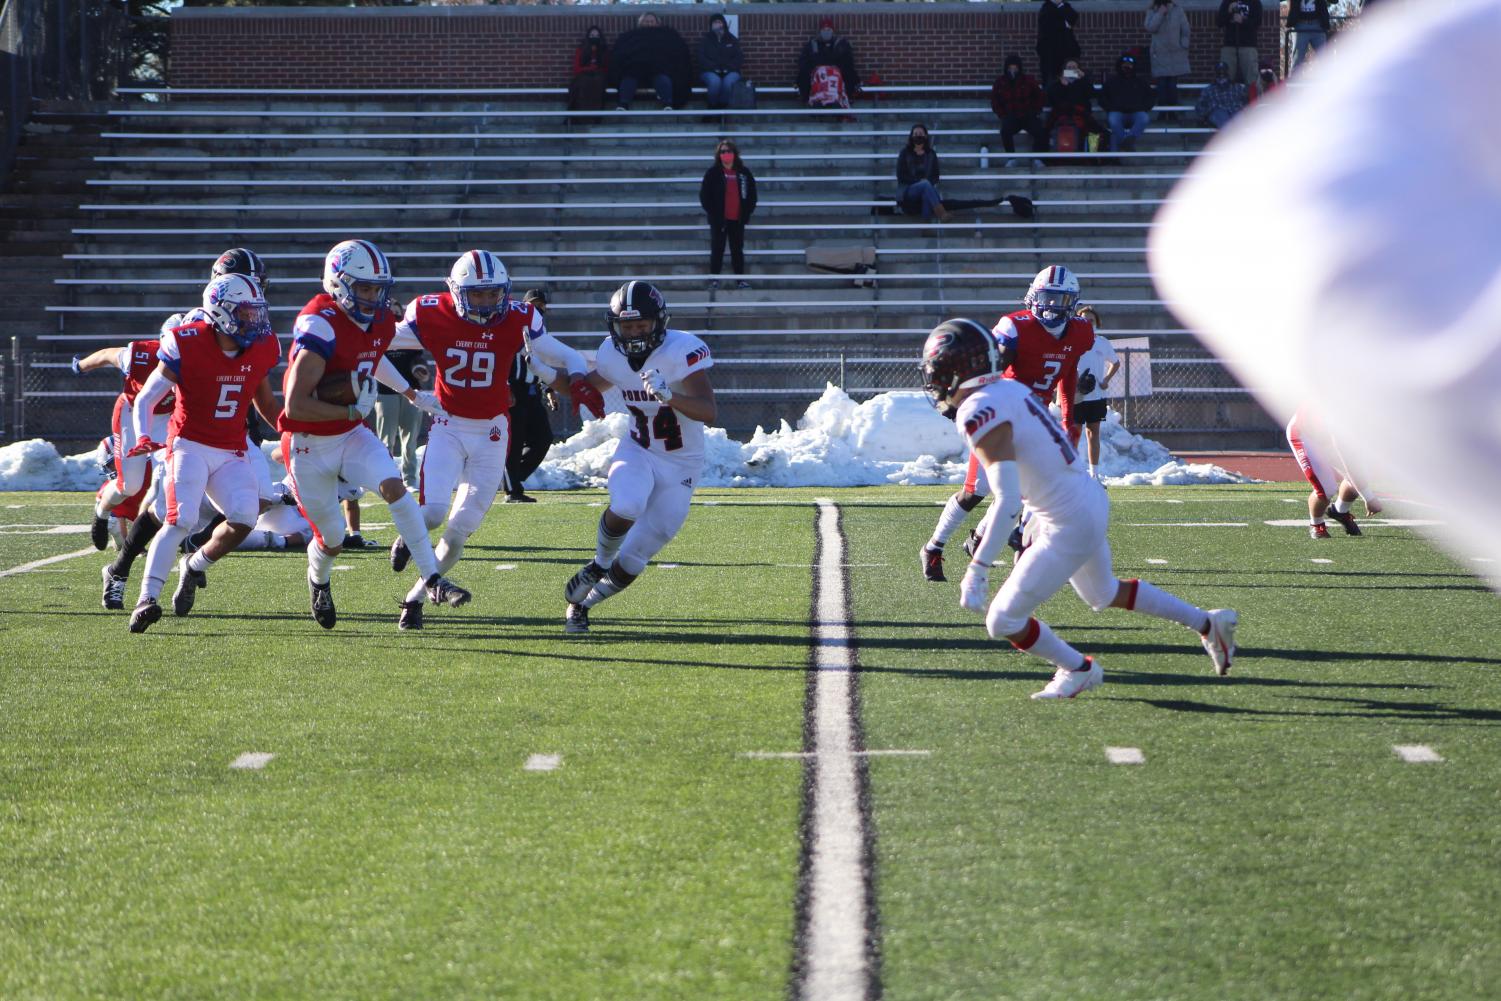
[921,545,946,582]
[504,493,537,504]
[398,599,424,631]
[343,532,367,549]
[90,514,109,551]
[172,556,206,617]
[309,577,337,629]
[390,536,410,573]
[963,528,988,559]
[565,560,607,603]
[1326,507,1362,536]
[425,574,471,608]
[101,564,126,610]
[129,597,162,634]
[565,602,590,635]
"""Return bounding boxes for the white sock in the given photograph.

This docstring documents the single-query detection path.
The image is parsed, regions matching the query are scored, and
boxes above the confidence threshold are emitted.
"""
[1332,497,1350,514]
[1011,618,1087,670]
[595,513,627,568]
[435,530,465,575]
[405,575,427,605]
[1125,579,1208,632]
[387,492,439,579]
[307,541,335,585]
[928,494,971,549]
[139,524,187,602]
[186,549,214,574]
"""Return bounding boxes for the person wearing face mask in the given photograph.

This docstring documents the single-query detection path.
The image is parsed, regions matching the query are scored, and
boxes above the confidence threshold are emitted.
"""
[1145,0,1191,116]
[569,26,609,113]
[1099,52,1155,152]
[1044,59,1100,152]
[896,125,951,223]
[797,16,860,109]
[609,13,692,111]
[697,14,744,111]
[698,140,758,289]
[1195,61,1247,129]
[990,54,1048,167]
[1036,0,1082,86]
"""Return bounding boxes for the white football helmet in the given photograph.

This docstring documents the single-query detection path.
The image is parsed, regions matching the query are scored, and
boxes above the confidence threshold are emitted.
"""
[1024,265,1081,331]
[201,274,271,349]
[447,250,511,324]
[323,239,394,324]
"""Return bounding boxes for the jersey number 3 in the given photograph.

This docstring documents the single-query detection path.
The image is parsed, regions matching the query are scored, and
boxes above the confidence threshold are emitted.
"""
[627,405,684,452]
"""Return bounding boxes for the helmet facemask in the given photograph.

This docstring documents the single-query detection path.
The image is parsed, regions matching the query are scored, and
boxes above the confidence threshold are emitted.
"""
[449,279,508,324]
[203,275,271,350]
[1028,288,1078,330]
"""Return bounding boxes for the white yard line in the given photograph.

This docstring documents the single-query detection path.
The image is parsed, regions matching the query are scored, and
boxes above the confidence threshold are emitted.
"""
[1105,747,1146,765]
[229,752,275,770]
[494,564,517,571]
[794,498,876,1001]
[523,753,562,772]
[0,547,96,579]
[743,749,930,760]
[1310,559,1334,565]
[1125,522,1249,528]
[1392,745,1443,763]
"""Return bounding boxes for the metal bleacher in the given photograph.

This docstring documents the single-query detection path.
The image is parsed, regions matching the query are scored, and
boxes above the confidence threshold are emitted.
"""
[8,84,1279,447]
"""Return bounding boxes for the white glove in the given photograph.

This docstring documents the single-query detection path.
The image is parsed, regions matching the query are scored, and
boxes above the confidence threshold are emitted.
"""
[347,374,378,420]
[411,390,445,418]
[641,367,673,402]
[959,563,990,614]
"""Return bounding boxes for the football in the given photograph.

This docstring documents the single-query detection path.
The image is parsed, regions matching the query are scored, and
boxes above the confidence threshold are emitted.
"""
[315,371,365,406]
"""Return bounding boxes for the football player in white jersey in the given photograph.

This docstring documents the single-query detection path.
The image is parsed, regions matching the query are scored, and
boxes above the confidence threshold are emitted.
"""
[921,319,1239,699]
[561,281,716,634]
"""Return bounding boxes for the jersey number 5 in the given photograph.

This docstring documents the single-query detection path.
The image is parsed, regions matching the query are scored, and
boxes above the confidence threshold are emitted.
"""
[626,405,684,452]
[443,348,496,389]
[214,383,244,420]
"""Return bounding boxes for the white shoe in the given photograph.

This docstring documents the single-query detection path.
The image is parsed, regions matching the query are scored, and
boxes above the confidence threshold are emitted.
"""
[1200,608,1238,676]
[1031,657,1103,700]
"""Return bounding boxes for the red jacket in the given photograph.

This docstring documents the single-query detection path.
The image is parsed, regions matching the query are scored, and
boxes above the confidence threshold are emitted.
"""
[990,72,1045,119]
[573,44,608,77]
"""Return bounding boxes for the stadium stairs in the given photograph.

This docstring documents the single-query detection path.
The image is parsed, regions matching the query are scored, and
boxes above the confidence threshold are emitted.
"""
[1,90,1281,448]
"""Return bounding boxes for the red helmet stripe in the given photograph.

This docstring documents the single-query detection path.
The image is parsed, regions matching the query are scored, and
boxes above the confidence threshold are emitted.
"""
[355,239,386,278]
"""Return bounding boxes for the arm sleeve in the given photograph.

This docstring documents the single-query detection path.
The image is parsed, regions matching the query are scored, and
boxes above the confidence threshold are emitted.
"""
[528,312,586,377]
[374,355,411,394]
[970,461,1023,567]
[131,366,173,434]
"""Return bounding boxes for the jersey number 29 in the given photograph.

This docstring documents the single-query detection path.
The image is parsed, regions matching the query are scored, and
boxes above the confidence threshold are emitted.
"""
[443,348,495,389]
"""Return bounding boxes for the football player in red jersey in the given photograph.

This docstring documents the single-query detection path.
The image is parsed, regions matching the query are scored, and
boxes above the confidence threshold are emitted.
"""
[920,265,1096,582]
[277,239,467,630]
[377,250,604,630]
[123,274,283,632]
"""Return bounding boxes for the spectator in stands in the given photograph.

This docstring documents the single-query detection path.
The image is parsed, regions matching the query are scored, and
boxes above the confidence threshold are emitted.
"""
[1036,0,1083,85]
[1287,0,1332,71]
[896,123,951,222]
[1145,0,1191,116]
[990,54,1048,167]
[1044,59,1101,153]
[373,318,430,488]
[797,16,860,109]
[504,289,558,504]
[699,139,758,289]
[1100,52,1154,152]
[1196,62,1247,128]
[1216,0,1262,87]
[568,25,609,112]
[610,13,693,111]
[1246,61,1280,106]
[697,14,744,110]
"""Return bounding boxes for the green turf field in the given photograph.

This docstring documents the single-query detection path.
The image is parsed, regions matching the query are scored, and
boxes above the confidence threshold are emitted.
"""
[2,485,1498,1000]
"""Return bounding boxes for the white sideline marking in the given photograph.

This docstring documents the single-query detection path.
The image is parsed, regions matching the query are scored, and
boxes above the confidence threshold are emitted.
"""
[5,504,24,508]
[1164,499,1184,504]
[331,564,354,571]
[363,522,392,529]
[1145,558,1169,565]
[1105,746,1145,765]
[1125,522,1248,527]
[1393,745,1443,763]
[798,497,871,1001]
[1263,518,1443,528]
[524,753,561,772]
[775,562,890,568]
[0,524,88,535]
[494,563,517,570]
[1310,559,1334,565]
[659,563,681,569]
[742,749,930,760]
[0,547,95,579]
[229,752,275,770]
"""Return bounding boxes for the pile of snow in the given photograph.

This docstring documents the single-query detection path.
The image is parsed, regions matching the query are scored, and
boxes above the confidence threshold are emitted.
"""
[0,386,1254,492]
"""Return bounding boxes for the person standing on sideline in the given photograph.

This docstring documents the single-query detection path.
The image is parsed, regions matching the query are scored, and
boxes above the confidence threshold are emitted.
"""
[504,289,562,503]
[697,13,743,110]
[1145,0,1191,115]
[1071,306,1120,483]
[1036,0,1082,85]
[699,139,757,290]
[371,316,428,488]
[1216,0,1262,87]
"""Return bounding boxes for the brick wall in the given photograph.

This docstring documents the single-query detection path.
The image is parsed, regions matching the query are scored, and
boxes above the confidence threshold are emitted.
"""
[170,2,1282,91]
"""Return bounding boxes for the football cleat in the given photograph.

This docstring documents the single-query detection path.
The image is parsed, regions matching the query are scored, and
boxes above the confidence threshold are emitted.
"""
[964,528,987,559]
[129,597,162,634]
[1200,608,1239,677]
[101,565,126,611]
[172,556,207,617]
[90,514,110,551]
[1326,507,1362,536]
[1309,523,1331,540]
[308,577,337,629]
[342,531,369,549]
[565,560,607,604]
[504,493,536,504]
[425,575,471,608]
[389,536,410,573]
[564,603,590,635]
[1031,657,1104,700]
[397,599,424,631]
[921,545,946,582]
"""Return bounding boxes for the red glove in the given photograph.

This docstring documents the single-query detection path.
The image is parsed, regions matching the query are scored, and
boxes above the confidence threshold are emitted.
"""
[126,437,165,457]
[568,375,606,419]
